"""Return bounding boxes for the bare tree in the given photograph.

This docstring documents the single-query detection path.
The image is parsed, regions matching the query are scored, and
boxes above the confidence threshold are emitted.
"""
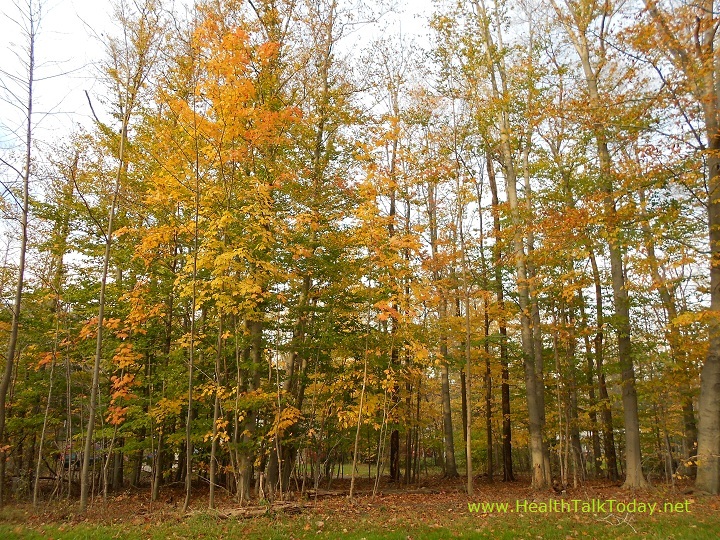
[0,0,39,507]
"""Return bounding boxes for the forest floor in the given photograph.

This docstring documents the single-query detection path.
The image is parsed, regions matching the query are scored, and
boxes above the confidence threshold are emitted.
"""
[0,475,718,539]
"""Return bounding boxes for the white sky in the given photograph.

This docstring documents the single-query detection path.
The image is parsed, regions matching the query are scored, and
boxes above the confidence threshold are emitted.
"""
[0,0,111,151]
[0,0,433,155]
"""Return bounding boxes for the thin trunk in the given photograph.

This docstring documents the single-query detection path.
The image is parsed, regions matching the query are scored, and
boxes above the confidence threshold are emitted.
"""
[487,157,514,482]
[182,133,201,514]
[484,299,493,480]
[151,431,163,502]
[579,294,603,478]
[550,0,646,488]
[33,358,54,508]
[209,317,224,509]
[472,0,547,487]
[428,181,458,477]
[475,177,493,481]
[458,183,473,495]
[79,110,128,512]
[0,2,35,506]
[464,284,473,495]
[565,308,584,483]
[588,247,619,481]
[349,312,371,499]
[461,369,468,451]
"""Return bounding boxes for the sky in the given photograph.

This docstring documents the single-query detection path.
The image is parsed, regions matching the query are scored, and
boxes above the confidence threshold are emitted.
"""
[0,0,111,151]
[0,0,434,156]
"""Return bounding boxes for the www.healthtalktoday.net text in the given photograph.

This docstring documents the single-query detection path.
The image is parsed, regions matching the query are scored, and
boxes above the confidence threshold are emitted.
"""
[468,499,692,516]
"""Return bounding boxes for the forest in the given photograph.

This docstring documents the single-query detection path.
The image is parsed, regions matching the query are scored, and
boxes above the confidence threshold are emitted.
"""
[0,0,719,520]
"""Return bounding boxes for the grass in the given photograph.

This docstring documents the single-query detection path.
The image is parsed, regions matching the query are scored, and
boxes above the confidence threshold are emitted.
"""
[1,508,717,540]
[1,479,718,539]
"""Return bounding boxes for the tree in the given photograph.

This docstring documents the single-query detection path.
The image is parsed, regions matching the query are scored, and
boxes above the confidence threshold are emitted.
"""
[469,0,550,488]
[638,0,720,494]
[0,0,39,506]
[548,0,648,488]
[79,0,162,512]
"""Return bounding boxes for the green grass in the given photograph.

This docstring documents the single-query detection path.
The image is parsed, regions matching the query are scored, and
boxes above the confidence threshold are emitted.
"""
[1,501,718,540]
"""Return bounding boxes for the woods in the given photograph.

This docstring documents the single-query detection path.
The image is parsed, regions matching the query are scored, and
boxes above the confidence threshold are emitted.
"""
[0,0,718,513]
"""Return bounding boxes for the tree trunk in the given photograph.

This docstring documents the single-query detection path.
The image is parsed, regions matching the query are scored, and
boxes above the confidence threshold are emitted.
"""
[580,297,603,478]
[0,1,35,506]
[389,430,400,483]
[472,0,548,487]
[642,0,720,496]
[697,142,720,492]
[428,180,459,478]
[80,114,128,512]
[587,247,619,481]
[550,0,647,489]
[209,317,224,509]
[487,158,514,482]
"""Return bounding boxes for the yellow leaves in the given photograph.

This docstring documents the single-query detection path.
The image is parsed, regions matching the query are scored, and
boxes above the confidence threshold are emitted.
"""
[204,418,231,443]
[291,246,315,260]
[268,406,302,438]
[375,300,400,322]
[405,342,431,367]
[151,397,183,422]
[78,318,98,340]
[135,225,176,266]
[388,232,421,252]
[335,408,354,430]
[198,382,235,402]
[35,351,55,371]
[671,311,708,328]
[381,368,398,392]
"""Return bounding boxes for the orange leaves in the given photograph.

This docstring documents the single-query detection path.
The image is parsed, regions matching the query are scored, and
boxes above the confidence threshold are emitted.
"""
[106,405,130,426]
[123,284,163,335]
[112,343,142,370]
[78,317,98,340]
[107,373,137,426]
[110,373,135,395]
[256,41,280,65]
[35,351,55,370]
[375,300,401,322]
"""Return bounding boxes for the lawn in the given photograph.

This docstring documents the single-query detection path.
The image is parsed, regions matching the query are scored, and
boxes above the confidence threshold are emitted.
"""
[1,478,717,539]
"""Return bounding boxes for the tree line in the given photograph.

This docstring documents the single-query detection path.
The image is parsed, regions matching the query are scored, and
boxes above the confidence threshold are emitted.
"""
[0,0,718,510]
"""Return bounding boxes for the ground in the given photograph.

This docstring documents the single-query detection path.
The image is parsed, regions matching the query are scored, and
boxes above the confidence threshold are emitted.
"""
[0,476,718,539]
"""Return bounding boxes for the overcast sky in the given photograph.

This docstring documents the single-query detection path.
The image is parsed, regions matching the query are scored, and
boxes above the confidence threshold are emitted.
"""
[0,0,432,157]
[0,0,111,150]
